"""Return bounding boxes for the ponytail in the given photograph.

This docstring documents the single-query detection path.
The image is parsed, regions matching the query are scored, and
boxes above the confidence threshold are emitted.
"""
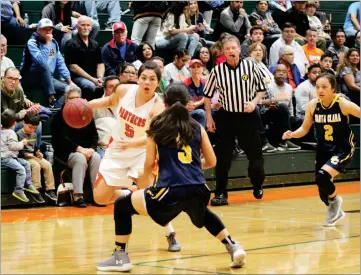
[147,101,198,148]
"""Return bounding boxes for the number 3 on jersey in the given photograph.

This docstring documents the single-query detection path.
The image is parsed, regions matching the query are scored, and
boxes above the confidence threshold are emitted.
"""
[178,145,192,164]
[125,123,134,138]
[324,125,333,141]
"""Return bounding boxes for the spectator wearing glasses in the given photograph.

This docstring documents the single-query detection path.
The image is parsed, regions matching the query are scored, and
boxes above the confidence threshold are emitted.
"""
[326,30,349,70]
[116,63,138,83]
[102,22,137,77]
[51,85,101,208]
[194,46,212,80]
[164,48,191,84]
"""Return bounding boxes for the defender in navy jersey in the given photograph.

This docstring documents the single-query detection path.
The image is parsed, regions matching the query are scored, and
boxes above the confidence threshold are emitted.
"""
[97,84,247,272]
[283,73,360,227]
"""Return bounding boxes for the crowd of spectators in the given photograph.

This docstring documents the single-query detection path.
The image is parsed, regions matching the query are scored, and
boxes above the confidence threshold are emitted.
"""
[1,0,360,206]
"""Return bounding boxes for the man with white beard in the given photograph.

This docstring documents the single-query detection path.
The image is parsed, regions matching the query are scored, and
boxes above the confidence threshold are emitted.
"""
[64,16,105,100]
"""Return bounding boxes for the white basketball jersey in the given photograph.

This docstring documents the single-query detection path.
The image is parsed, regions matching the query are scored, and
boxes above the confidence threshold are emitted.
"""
[104,84,157,160]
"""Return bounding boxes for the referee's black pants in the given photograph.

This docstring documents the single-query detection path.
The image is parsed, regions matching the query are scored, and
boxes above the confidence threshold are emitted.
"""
[214,109,265,197]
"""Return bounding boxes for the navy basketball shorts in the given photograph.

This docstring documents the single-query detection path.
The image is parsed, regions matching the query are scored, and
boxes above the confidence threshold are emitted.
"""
[144,184,211,227]
[316,148,354,173]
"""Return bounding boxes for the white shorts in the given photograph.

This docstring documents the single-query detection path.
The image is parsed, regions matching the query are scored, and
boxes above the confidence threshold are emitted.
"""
[98,153,146,188]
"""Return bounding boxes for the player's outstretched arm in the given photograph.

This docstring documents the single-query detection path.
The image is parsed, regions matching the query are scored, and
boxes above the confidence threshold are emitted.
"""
[88,84,131,109]
[339,97,361,119]
[138,137,157,189]
[200,127,216,169]
[283,99,316,140]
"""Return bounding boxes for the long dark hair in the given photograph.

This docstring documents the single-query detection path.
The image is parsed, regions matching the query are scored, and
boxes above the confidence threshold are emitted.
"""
[162,2,187,29]
[146,83,198,148]
[136,42,154,62]
[55,1,72,26]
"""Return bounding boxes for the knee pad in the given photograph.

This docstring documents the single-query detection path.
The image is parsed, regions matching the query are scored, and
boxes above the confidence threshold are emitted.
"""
[316,169,335,205]
[114,194,138,235]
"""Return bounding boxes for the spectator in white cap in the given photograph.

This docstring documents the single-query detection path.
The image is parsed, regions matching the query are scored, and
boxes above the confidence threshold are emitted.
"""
[20,18,73,108]
[101,21,137,76]
[64,16,104,100]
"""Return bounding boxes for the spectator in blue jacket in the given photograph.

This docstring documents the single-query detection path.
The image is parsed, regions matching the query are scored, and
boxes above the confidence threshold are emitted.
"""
[344,2,360,38]
[101,21,137,76]
[269,45,304,89]
[20,18,74,107]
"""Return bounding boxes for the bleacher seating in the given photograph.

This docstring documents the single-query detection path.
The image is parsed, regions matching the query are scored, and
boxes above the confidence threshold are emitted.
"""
[2,1,359,207]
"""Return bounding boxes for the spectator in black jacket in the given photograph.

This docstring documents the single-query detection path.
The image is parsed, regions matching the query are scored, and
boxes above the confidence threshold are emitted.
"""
[101,21,137,76]
[51,85,100,208]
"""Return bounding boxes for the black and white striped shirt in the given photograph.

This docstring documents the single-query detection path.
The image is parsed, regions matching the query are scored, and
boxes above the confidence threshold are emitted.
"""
[204,59,267,112]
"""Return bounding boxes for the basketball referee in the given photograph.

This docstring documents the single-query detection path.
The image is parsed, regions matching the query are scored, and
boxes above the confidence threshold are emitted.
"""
[204,35,267,206]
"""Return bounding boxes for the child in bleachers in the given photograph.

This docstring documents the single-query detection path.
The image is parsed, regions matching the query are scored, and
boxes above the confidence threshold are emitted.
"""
[16,112,57,202]
[1,109,39,202]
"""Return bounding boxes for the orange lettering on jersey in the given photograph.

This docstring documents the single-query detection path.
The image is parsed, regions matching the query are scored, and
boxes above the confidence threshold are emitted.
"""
[130,114,136,124]
[139,118,146,127]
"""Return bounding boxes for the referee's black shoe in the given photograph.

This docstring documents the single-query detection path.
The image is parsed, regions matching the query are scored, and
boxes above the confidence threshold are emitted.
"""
[253,187,264,199]
[210,194,229,206]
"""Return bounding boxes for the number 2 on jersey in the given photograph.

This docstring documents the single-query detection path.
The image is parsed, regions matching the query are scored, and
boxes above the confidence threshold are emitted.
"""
[324,125,333,141]
[125,123,134,138]
[178,145,192,164]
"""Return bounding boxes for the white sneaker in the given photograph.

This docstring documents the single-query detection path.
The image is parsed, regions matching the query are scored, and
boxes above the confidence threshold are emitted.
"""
[323,210,346,227]
[225,242,246,268]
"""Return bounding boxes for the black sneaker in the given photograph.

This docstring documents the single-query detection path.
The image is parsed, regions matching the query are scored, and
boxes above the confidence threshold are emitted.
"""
[253,187,264,199]
[104,22,112,30]
[285,140,301,151]
[74,198,87,208]
[233,146,244,156]
[30,192,46,203]
[210,194,229,206]
[262,142,277,153]
[45,190,57,201]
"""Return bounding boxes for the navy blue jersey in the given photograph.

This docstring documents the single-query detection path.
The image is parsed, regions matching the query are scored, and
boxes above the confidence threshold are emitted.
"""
[153,124,206,188]
[313,95,355,158]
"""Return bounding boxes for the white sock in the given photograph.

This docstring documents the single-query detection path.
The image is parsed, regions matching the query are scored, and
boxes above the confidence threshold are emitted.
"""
[164,223,175,237]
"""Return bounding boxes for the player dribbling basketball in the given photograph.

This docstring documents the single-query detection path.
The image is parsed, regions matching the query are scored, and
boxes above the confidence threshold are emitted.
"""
[89,61,181,251]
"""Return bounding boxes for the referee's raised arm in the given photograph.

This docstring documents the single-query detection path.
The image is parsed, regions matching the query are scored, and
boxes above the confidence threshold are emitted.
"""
[204,34,267,207]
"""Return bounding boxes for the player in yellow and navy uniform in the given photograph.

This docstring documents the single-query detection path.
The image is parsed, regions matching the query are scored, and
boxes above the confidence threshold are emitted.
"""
[97,84,247,272]
[283,73,360,227]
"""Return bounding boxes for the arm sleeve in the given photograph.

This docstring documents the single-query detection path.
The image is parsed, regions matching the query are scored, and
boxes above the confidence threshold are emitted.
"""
[8,132,24,151]
[28,39,51,66]
[95,44,103,64]
[203,68,218,98]
[64,41,78,66]
[56,47,71,79]
[295,84,309,117]
[101,45,116,76]
[220,11,243,33]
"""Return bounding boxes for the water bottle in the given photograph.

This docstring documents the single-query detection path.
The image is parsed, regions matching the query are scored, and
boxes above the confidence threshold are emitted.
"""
[47,145,54,165]
[24,13,29,27]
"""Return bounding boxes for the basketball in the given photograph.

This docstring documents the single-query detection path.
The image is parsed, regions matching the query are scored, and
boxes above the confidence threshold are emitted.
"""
[62,98,93,129]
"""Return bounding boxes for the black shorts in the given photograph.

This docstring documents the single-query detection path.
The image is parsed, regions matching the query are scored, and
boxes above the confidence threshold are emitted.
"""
[144,184,211,227]
[316,148,354,173]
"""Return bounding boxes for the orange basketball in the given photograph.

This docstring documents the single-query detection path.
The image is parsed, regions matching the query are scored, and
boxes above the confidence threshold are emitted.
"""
[62,98,93,129]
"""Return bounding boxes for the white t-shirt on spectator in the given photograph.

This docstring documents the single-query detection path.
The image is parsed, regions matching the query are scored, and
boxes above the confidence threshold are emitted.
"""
[163,62,190,84]
[1,56,15,77]
[294,80,316,119]
[267,81,294,115]
[269,38,309,77]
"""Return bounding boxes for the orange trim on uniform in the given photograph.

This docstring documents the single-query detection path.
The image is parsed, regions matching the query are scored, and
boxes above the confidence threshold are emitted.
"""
[94,173,104,189]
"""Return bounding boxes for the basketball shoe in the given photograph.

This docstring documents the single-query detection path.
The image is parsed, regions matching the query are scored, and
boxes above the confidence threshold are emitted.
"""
[225,242,246,268]
[96,250,133,272]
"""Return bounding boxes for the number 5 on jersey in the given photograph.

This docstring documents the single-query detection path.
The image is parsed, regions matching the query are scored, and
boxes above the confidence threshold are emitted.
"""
[125,123,134,138]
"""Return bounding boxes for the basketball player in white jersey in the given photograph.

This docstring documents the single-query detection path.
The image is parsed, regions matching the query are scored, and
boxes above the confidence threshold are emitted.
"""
[89,61,181,252]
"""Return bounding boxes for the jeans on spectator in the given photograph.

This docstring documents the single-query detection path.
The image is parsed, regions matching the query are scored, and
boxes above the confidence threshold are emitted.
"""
[190,109,206,128]
[14,121,42,149]
[262,103,291,146]
[72,77,97,100]
[21,63,68,98]
[93,0,121,24]
[1,158,32,191]
[67,152,101,195]
[187,33,202,57]
[2,16,17,27]
[131,16,162,48]
[156,33,188,51]
[203,10,213,25]
[345,27,358,38]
